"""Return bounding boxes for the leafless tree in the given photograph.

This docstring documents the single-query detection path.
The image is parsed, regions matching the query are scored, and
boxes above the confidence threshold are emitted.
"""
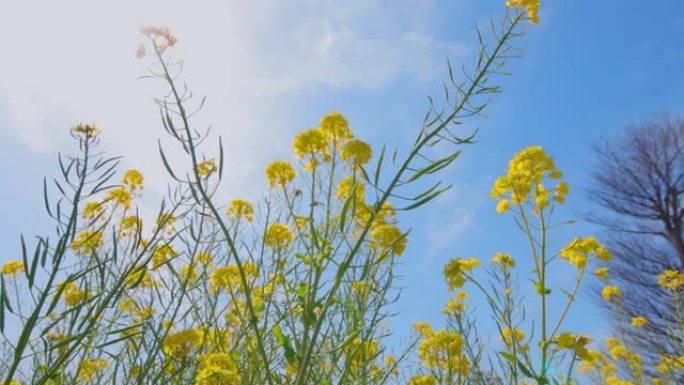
[588,116,684,374]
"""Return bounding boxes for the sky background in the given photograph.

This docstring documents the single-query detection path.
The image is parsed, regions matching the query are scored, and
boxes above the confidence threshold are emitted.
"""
[1,0,684,360]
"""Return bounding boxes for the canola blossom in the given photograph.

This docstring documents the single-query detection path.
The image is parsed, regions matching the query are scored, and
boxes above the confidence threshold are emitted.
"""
[6,4,684,385]
[490,146,567,214]
[1,261,24,278]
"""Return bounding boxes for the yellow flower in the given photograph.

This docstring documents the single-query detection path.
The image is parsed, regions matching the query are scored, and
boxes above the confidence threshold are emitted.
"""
[443,257,480,290]
[265,223,294,249]
[505,0,541,23]
[554,181,569,203]
[156,212,176,233]
[491,252,515,268]
[293,128,328,158]
[195,353,240,385]
[554,332,592,360]
[534,183,550,209]
[384,355,399,377]
[655,355,684,373]
[336,176,365,202]
[152,244,178,269]
[197,160,218,177]
[71,230,104,256]
[119,215,142,237]
[136,306,156,321]
[605,376,634,385]
[293,128,329,170]
[265,161,297,188]
[408,375,436,385]
[106,187,132,209]
[82,201,104,221]
[72,123,100,138]
[631,316,649,328]
[1,261,25,278]
[657,269,684,292]
[607,343,630,361]
[180,264,198,282]
[501,327,525,347]
[320,111,353,142]
[443,291,468,317]
[210,263,257,294]
[559,236,611,268]
[490,146,562,212]
[119,297,139,314]
[601,285,623,302]
[78,358,109,382]
[141,26,178,48]
[61,282,88,306]
[293,215,308,231]
[416,328,469,372]
[225,199,254,222]
[210,265,242,291]
[346,338,380,371]
[496,199,510,214]
[350,281,371,299]
[594,267,610,281]
[125,267,158,289]
[341,139,372,165]
[163,329,200,358]
[577,349,608,374]
[413,321,433,336]
[122,169,144,189]
[195,251,214,264]
[370,224,406,257]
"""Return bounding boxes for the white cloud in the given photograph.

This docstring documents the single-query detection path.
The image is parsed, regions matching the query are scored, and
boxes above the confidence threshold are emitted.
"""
[0,0,468,199]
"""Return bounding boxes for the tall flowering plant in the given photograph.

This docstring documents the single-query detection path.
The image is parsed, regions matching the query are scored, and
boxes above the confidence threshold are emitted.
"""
[412,144,684,385]
[0,3,541,385]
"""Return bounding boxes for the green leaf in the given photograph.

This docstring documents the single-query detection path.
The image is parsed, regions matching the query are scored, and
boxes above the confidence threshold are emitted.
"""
[28,239,41,289]
[373,145,386,187]
[400,185,451,211]
[273,325,297,365]
[498,351,517,362]
[158,142,180,181]
[405,151,460,184]
[517,360,535,378]
[297,283,309,303]
[534,281,551,295]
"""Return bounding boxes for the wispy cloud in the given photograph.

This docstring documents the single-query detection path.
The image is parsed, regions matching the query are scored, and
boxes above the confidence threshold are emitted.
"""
[0,0,468,200]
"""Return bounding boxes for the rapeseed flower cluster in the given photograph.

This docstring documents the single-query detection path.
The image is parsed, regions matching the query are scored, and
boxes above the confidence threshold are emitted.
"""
[265,161,297,188]
[413,323,469,373]
[77,358,109,383]
[71,230,104,256]
[490,146,566,214]
[559,236,612,269]
[657,269,684,292]
[140,25,178,55]
[61,281,88,306]
[163,328,200,358]
[264,223,294,249]
[226,199,254,222]
[505,0,541,23]
[72,123,100,138]
[195,353,240,385]
[443,257,480,290]
[1,261,24,277]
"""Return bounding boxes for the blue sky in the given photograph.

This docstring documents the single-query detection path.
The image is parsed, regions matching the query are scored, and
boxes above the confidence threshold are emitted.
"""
[1,0,684,360]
